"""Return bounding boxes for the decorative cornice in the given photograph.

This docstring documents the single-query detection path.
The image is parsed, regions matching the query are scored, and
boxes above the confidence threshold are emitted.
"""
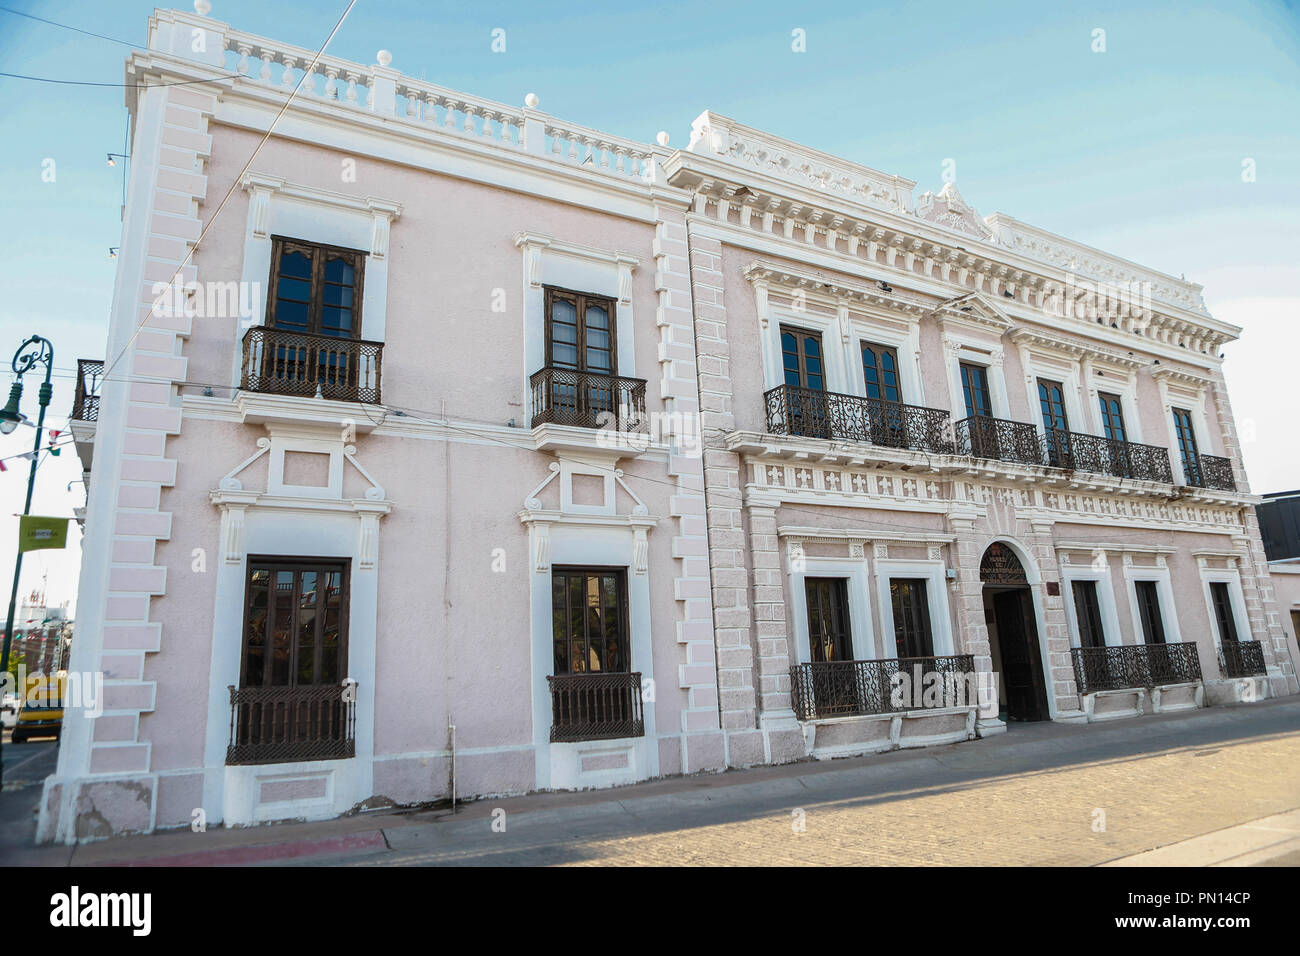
[1009,327,1143,369]
[743,260,929,317]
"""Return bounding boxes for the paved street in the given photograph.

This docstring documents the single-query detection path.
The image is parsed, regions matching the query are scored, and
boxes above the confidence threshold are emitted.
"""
[4,697,1300,866]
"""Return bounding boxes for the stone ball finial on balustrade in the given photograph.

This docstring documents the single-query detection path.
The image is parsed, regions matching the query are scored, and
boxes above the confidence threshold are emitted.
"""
[524,92,539,108]
[194,0,212,14]
[656,131,669,147]
[376,49,393,67]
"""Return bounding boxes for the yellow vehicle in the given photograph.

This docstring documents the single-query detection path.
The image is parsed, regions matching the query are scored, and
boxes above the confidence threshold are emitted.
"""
[11,675,64,744]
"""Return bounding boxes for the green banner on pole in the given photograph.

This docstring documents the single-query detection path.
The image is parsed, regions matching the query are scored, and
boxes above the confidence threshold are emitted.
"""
[17,515,69,553]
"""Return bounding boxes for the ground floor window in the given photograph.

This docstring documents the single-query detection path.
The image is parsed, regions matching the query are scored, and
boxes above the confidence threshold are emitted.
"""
[805,577,852,662]
[548,567,641,743]
[242,558,349,688]
[1134,580,1167,644]
[228,557,353,765]
[1209,581,1238,644]
[551,567,629,674]
[891,578,934,659]
[1072,580,1106,649]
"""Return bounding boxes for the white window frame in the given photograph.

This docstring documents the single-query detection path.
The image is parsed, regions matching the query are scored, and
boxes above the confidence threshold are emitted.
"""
[515,233,639,420]
[1122,560,1183,646]
[1020,348,1088,436]
[1085,363,1144,443]
[238,175,401,391]
[1198,563,1253,653]
[850,315,924,406]
[874,559,954,658]
[944,335,1010,421]
[787,556,874,663]
[1154,373,1215,485]
[767,306,852,396]
[1060,559,1124,648]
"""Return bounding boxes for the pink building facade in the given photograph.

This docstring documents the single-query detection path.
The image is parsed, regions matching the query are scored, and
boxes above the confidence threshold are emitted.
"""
[40,3,1299,841]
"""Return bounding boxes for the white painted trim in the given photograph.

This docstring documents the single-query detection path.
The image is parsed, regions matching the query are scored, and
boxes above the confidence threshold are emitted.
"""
[787,555,875,661]
[1059,560,1123,648]
[1122,561,1184,646]
[526,522,659,791]
[1198,563,1253,652]
[873,559,954,657]
[944,334,1009,420]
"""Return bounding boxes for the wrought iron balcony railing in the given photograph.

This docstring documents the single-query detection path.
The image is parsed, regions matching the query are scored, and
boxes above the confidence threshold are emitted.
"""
[1070,642,1203,695]
[1043,428,1174,484]
[765,385,953,454]
[241,326,383,404]
[1219,640,1267,678]
[1181,452,1236,492]
[954,415,1044,467]
[72,359,104,422]
[530,367,648,432]
[789,654,976,720]
[226,681,357,765]
[547,671,645,742]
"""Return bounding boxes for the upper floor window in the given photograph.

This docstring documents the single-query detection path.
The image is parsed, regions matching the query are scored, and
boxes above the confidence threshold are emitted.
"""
[1098,392,1128,442]
[861,342,901,402]
[959,362,991,418]
[268,237,365,339]
[1172,407,1199,470]
[546,287,616,375]
[1037,378,1069,432]
[782,326,824,390]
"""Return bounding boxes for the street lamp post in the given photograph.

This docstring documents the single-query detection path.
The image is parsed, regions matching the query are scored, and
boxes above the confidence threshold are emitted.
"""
[0,335,55,789]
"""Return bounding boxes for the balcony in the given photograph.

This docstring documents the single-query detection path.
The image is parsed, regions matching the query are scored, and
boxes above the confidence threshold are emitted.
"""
[226,682,356,765]
[71,359,103,422]
[240,326,383,404]
[789,654,976,720]
[529,367,647,432]
[547,671,644,742]
[1043,428,1173,484]
[765,385,953,454]
[955,415,1044,467]
[1182,452,1236,492]
[1070,643,1203,695]
[1219,640,1266,678]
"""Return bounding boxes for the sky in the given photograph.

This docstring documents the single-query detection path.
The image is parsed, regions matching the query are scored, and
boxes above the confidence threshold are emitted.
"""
[0,0,1297,617]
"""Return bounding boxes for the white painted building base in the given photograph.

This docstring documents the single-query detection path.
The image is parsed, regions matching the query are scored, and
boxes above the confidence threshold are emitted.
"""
[222,757,367,826]
[1204,676,1271,707]
[1079,681,1206,723]
[544,735,658,792]
[801,706,977,760]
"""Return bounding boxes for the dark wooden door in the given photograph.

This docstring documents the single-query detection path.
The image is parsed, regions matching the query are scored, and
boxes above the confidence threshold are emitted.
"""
[993,589,1047,721]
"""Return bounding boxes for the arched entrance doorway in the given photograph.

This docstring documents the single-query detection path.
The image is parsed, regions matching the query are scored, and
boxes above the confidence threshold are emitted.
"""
[980,543,1048,722]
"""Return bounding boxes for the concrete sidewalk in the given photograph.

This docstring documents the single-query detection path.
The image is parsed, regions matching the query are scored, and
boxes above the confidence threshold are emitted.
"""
[5,695,1300,866]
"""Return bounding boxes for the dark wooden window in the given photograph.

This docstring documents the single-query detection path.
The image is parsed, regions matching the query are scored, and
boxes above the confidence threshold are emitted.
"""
[546,287,616,375]
[551,567,630,675]
[241,558,349,689]
[1172,407,1199,476]
[781,327,824,390]
[1134,580,1167,645]
[861,342,901,401]
[1072,580,1106,649]
[805,578,853,662]
[267,237,365,338]
[1097,392,1127,442]
[960,362,992,418]
[890,579,934,659]
[1209,582,1239,644]
[1037,378,1069,432]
